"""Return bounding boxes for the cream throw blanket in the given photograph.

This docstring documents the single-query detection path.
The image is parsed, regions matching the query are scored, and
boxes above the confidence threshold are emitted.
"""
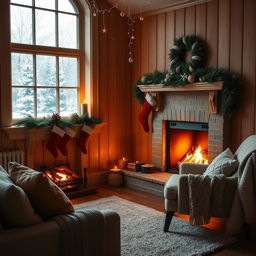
[226,152,256,235]
[188,174,226,226]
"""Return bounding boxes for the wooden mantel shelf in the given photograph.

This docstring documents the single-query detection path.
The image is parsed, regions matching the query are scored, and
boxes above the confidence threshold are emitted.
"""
[137,81,223,92]
[138,81,223,114]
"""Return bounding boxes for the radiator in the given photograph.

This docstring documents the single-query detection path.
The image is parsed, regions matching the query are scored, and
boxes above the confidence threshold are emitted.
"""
[0,150,25,170]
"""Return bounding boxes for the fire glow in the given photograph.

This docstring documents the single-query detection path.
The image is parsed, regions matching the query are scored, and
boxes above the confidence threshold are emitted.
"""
[178,145,208,165]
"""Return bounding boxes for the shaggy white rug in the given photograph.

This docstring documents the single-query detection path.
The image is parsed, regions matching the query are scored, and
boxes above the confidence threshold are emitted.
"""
[74,196,237,256]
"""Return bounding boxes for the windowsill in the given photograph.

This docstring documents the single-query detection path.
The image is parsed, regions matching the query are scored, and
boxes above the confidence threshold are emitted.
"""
[1,122,107,142]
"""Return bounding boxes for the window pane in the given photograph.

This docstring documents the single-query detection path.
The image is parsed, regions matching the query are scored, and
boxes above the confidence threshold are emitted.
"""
[59,14,77,49]
[11,0,32,6]
[35,10,56,46]
[37,88,57,117]
[12,53,34,86]
[60,89,78,116]
[35,0,55,9]
[58,0,76,13]
[12,88,34,119]
[36,55,56,86]
[11,5,32,44]
[59,57,78,87]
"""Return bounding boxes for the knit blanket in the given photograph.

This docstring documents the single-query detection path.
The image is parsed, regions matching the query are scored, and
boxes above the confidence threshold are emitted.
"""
[188,174,226,226]
[53,210,104,256]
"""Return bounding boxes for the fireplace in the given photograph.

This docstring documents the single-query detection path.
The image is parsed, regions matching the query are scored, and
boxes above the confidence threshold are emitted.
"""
[166,121,208,172]
[151,91,226,172]
[41,163,83,192]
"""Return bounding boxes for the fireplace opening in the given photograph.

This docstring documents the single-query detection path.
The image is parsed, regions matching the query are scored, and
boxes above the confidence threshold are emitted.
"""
[166,121,208,173]
[40,163,83,192]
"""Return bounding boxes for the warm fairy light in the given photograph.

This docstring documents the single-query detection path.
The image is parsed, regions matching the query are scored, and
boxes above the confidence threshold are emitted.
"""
[122,157,126,161]
[178,145,208,165]
[139,16,144,21]
[131,35,135,40]
[93,12,97,17]
[114,165,118,169]
[102,28,107,33]
[120,11,125,17]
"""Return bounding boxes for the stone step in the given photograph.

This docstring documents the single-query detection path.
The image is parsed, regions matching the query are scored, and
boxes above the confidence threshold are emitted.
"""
[123,170,171,197]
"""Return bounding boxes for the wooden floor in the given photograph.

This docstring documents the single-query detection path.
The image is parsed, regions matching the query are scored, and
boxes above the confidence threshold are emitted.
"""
[71,186,256,256]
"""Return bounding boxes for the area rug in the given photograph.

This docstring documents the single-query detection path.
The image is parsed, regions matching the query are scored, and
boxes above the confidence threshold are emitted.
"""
[74,196,237,256]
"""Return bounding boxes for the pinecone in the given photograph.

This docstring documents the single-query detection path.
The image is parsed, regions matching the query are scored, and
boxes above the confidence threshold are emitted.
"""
[51,113,61,124]
[71,113,80,122]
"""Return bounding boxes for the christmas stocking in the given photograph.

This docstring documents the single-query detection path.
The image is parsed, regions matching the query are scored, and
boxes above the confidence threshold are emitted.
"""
[138,93,156,132]
[76,124,94,154]
[57,126,76,156]
[46,125,65,158]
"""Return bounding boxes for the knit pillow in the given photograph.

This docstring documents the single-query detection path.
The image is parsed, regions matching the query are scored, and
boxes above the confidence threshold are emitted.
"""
[0,166,42,227]
[8,162,74,218]
[203,148,238,177]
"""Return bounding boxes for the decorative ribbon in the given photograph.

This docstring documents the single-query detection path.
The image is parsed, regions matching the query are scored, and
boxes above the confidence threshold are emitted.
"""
[192,55,202,61]
[189,65,194,72]
[171,45,180,50]
[191,42,197,51]
[170,57,178,68]
[182,36,187,46]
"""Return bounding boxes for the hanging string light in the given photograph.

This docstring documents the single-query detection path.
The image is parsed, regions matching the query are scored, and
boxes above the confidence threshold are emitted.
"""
[127,18,135,63]
[90,0,144,63]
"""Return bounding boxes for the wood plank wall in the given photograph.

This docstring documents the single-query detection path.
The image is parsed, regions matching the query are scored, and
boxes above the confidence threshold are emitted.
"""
[0,0,132,178]
[131,0,256,163]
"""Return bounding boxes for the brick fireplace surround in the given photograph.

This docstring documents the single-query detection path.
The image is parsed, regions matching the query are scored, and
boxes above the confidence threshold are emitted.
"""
[152,91,226,171]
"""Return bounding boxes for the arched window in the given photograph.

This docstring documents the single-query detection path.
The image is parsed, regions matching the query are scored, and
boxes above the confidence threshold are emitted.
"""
[10,0,85,119]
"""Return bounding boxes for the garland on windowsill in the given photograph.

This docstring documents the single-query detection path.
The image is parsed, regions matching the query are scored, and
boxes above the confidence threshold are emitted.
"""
[134,35,241,117]
[15,113,102,129]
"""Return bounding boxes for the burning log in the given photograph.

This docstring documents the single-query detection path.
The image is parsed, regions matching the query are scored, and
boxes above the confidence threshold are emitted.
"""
[177,145,208,168]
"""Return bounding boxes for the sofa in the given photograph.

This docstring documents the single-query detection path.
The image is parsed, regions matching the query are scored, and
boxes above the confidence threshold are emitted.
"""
[0,163,120,256]
[0,209,120,256]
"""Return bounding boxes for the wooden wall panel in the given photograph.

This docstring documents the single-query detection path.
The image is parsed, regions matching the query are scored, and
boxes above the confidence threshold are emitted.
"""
[165,11,175,70]
[157,13,166,71]
[229,0,243,150]
[131,0,256,163]
[241,0,256,140]
[0,0,132,179]
[195,3,206,38]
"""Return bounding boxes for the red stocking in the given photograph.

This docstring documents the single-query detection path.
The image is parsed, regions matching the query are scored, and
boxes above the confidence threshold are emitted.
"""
[138,93,156,132]
[76,124,94,154]
[46,125,65,158]
[57,127,76,156]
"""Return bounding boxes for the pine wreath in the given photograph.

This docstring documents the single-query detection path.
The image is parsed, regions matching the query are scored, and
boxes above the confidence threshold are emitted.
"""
[169,35,205,74]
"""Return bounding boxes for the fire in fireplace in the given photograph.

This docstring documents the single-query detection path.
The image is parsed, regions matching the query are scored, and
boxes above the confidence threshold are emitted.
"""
[41,163,83,192]
[166,121,208,172]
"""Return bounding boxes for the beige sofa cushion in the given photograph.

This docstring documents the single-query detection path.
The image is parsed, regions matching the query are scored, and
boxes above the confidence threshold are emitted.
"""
[0,166,42,227]
[203,148,238,177]
[9,162,74,218]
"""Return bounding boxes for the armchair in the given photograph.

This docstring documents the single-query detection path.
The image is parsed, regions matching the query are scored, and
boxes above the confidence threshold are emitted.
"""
[163,135,256,235]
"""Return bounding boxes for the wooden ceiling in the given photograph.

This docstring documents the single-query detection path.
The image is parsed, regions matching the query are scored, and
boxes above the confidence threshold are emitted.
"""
[107,0,210,15]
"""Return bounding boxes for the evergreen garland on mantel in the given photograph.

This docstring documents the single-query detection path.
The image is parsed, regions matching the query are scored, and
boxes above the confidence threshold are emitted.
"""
[134,35,241,117]
[15,113,102,129]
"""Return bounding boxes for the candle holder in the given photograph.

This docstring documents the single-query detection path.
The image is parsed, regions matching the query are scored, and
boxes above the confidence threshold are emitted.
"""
[118,157,128,169]
[108,166,123,187]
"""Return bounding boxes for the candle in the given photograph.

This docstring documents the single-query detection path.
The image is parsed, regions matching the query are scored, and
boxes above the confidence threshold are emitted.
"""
[81,103,88,115]
[110,165,122,172]
[118,157,128,169]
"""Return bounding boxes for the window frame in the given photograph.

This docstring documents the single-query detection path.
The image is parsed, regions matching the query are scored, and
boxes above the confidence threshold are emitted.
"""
[10,0,84,120]
[0,0,92,127]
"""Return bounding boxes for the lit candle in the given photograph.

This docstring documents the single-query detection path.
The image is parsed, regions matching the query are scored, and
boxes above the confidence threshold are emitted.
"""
[81,102,88,115]
[118,157,128,169]
[110,165,122,172]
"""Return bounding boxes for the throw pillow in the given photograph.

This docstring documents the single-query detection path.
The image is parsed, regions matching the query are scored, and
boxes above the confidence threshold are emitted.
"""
[0,166,42,227]
[203,148,238,177]
[8,162,74,218]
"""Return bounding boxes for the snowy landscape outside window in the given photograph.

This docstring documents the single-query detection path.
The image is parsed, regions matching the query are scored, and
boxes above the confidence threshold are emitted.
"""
[10,0,80,119]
